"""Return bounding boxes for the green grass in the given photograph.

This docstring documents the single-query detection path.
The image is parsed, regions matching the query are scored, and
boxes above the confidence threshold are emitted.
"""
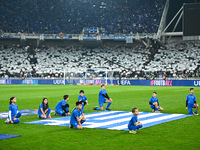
[0,85,200,150]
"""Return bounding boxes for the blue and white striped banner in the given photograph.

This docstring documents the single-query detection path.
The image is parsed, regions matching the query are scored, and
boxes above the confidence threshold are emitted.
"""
[24,111,191,131]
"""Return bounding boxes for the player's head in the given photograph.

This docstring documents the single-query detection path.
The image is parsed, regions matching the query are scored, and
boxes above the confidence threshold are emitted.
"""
[42,98,48,105]
[190,88,194,94]
[101,84,105,90]
[9,97,16,105]
[132,107,139,115]
[153,92,157,97]
[42,97,49,109]
[80,90,84,96]
[63,95,69,101]
[76,101,82,110]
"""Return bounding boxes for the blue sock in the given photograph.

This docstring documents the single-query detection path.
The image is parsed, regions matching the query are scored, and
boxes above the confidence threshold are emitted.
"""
[96,108,101,110]
[155,108,158,111]
[106,103,112,109]
[65,107,69,112]
[195,110,197,114]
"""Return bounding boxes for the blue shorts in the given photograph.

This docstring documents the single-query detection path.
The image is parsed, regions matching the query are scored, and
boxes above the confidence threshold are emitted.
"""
[128,124,143,131]
[188,104,196,114]
[55,109,64,116]
[99,99,106,107]
[11,112,21,123]
[151,105,161,109]
[71,121,78,129]
[70,120,85,129]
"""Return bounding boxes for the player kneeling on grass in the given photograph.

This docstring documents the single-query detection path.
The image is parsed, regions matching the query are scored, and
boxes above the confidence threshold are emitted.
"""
[38,98,51,119]
[186,88,199,115]
[93,84,112,111]
[149,92,163,113]
[78,90,88,113]
[128,107,143,134]
[55,95,70,116]
[69,102,86,130]
[5,97,22,124]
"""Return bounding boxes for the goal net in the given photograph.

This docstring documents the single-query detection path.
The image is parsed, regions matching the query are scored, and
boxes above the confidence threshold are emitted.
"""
[64,68,118,85]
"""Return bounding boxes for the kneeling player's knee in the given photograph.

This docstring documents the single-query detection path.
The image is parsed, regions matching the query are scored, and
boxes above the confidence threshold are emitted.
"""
[77,125,82,130]
[100,107,103,111]
[197,104,199,107]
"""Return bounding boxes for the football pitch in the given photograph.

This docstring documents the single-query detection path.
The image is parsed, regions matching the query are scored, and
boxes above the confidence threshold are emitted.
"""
[0,85,200,150]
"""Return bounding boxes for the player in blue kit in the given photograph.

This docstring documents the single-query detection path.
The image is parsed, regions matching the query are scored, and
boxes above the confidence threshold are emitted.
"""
[149,92,163,113]
[55,95,70,116]
[5,97,22,124]
[69,102,86,130]
[93,84,113,111]
[128,107,143,134]
[38,98,51,119]
[186,88,199,115]
[78,90,88,112]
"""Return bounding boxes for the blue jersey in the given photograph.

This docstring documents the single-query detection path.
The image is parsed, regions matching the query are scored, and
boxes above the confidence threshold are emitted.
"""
[9,104,18,117]
[70,108,82,123]
[99,89,107,102]
[186,94,196,105]
[38,103,48,114]
[149,97,159,104]
[55,100,67,110]
[128,115,138,127]
[78,95,87,102]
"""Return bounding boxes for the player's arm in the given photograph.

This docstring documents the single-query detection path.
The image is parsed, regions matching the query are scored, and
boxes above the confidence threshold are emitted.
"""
[186,96,188,109]
[9,106,13,123]
[44,107,49,113]
[149,98,153,105]
[86,97,88,105]
[137,120,142,125]
[103,93,109,99]
[76,117,81,126]
[132,117,138,126]
[103,93,112,101]
[62,104,69,113]
[40,107,46,115]
[194,96,196,104]
[80,113,85,120]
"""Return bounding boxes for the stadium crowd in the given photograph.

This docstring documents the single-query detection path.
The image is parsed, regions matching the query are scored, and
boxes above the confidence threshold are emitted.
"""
[0,42,200,79]
[0,0,165,34]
